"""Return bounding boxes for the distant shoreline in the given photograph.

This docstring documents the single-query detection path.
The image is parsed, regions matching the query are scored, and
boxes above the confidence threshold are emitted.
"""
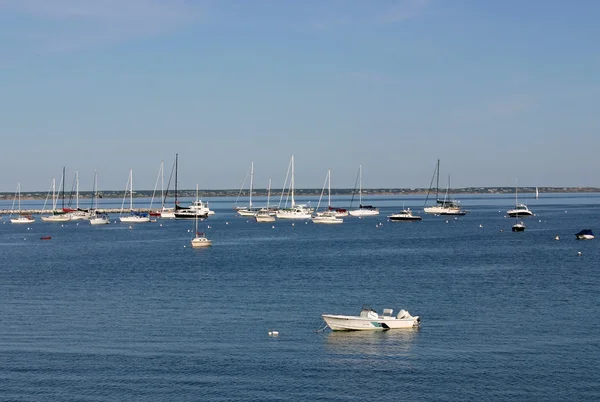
[1,187,599,201]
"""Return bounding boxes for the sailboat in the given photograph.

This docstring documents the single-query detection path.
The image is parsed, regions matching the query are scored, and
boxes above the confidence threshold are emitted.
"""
[275,155,313,219]
[237,161,260,216]
[89,171,110,225]
[255,178,276,222]
[119,169,150,223]
[507,179,534,217]
[312,170,343,224]
[10,182,35,224]
[191,185,212,248]
[423,159,466,215]
[65,170,91,220]
[41,169,71,222]
[349,165,379,217]
[160,155,178,219]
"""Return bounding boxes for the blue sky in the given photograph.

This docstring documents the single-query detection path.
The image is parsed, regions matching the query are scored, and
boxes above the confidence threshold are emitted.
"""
[1,0,599,192]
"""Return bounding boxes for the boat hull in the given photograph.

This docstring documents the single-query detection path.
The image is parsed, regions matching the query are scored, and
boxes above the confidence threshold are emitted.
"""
[191,237,212,248]
[255,215,276,223]
[312,217,343,224]
[119,216,150,223]
[424,206,466,215]
[11,217,35,224]
[349,209,379,217]
[507,212,534,217]
[321,314,420,331]
[41,215,71,222]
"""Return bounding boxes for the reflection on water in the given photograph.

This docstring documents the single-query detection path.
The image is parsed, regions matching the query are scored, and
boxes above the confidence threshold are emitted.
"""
[325,329,420,357]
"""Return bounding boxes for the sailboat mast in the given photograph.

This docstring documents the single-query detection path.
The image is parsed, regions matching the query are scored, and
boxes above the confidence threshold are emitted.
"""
[130,169,133,210]
[250,161,254,208]
[267,178,271,209]
[291,155,295,207]
[62,167,65,210]
[436,159,440,201]
[175,154,178,207]
[359,165,363,205]
[76,170,79,209]
[328,169,331,208]
[160,160,164,208]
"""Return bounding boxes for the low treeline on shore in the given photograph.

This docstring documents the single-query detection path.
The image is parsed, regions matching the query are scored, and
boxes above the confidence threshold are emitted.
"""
[1,187,599,201]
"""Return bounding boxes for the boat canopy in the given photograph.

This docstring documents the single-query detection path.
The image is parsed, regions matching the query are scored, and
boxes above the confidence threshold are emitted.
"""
[575,229,593,236]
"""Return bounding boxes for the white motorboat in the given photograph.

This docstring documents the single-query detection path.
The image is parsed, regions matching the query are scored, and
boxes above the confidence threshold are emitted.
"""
[575,229,594,240]
[349,165,379,217]
[507,180,534,217]
[175,199,210,219]
[388,208,422,221]
[507,204,534,217]
[423,159,467,215]
[322,306,420,331]
[119,169,150,223]
[10,182,36,224]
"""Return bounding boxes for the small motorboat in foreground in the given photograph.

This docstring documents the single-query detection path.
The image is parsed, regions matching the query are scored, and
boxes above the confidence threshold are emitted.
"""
[388,208,422,221]
[575,229,594,240]
[322,306,420,331]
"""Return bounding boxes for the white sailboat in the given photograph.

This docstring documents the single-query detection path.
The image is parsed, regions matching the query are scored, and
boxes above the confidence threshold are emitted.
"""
[41,171,71,223]
[255,178,276,222]
[237,161,260,216]
[66,170,91,220]
[89,171,110,225]
[161,155,178,219]
[507,179,534,217]
[275,155,313,220]
[119,169,150,223]
[312,169,343,224]
[423,159,466,215]
[10,182,35,224]
[349,165,379,217]
[191,185,212,248]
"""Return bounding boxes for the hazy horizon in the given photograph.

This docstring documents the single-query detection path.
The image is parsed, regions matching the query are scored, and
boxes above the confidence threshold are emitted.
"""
[2,1,599,191]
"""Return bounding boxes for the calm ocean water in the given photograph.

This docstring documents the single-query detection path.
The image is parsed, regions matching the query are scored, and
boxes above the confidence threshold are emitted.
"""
[1,193,599,401]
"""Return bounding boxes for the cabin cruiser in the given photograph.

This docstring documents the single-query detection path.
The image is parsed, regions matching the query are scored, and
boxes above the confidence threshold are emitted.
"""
[175,200,210,219]
[507,203,534,217]
[388,208,422,221]
[322,306,420,331]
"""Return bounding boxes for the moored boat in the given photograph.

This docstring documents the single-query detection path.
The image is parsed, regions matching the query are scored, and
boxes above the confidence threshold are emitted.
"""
[575,229,594,240]
[322,306,420,331]
[388,208,422,221]
[512,221,526,232]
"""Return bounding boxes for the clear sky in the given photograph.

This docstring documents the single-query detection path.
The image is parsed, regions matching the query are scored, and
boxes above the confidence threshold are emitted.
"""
[1,0,599,192]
